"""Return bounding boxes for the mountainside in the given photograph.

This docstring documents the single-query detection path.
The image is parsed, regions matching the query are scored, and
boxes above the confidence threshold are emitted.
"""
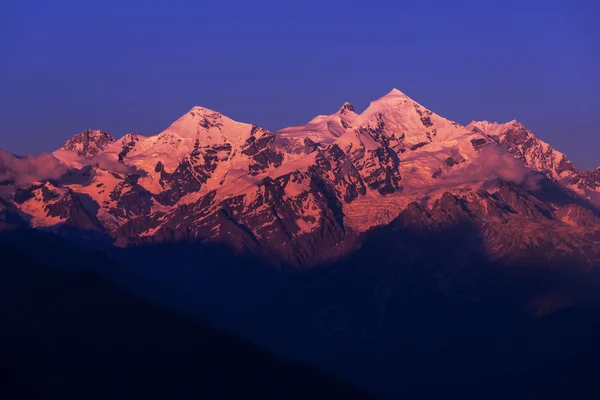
[468,120,600,196]
[0,243,370,400]
[1,89,600,269]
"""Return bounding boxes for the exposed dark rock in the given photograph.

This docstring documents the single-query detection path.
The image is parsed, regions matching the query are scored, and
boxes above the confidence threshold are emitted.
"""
[155,159,203,206]
[45,193,102,232]
[339,102,355,114]
[353,119,402,195]
[109,177,153,218]
[304,138,320,153]
[242,134,284,176]
[118,134,140,162]
[409,142,429,151]
[197,112,224,129]
[470,138,488,149]
[62,129,115,158]
[13,184,59,204]
[414,104,434,127]
[312,144,366,203]
[444,156,463,167]
[13,186,37,204]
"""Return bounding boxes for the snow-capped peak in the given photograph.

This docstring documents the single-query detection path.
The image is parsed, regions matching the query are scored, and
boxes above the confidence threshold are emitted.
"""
[362,88,415,107]
[159,106,265,147]
[190,105,216,113]
[338,102,355,114]
[276,102,358,145]
[9,88,600,271]
[468,120,521,135]
[383,88,410,98]
[350,88,467,144]
[61,129,115,158]
[360,88,425,116]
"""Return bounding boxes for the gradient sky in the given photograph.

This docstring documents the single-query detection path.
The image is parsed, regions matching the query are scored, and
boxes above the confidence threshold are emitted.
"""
[1,0,599,169]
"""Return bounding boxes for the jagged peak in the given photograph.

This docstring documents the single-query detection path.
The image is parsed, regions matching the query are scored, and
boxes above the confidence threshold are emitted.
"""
[61,129,115,157]
[352,88,440,128]
[338,102,355,114]
[120,132,146,141]
[470,119,521,128]
[72,129,114,139]
[468,119,526,136]
[62,129,115,145]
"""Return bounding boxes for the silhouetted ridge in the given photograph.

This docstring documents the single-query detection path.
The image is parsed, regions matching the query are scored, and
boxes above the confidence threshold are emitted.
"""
[0,243,371,400]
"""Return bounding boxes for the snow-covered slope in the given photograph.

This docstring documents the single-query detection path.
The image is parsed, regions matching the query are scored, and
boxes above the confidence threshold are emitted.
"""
[4,89,600,268]
[346,89,484,182]
[277,102,358,145]
[469,120,600,196]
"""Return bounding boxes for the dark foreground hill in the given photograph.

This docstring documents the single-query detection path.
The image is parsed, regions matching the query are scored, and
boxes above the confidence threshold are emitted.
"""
[0,244,370,400]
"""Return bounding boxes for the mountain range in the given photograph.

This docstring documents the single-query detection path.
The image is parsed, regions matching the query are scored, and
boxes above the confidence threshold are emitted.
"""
[3,89,600,398]
[2,88,600,269]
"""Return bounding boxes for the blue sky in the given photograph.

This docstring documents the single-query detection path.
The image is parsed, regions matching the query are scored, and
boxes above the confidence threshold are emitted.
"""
[1,0,599,168]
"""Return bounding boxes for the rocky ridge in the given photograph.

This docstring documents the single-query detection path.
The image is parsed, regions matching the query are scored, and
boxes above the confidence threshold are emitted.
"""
[2,89,599,268]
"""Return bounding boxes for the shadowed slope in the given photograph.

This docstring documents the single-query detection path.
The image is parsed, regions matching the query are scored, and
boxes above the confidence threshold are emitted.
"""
[0,244,371,400]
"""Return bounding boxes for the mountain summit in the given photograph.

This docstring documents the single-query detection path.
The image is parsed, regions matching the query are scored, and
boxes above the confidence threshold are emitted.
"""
[339,101,355,114]
[61,129,115,158]
[381,87,409,98]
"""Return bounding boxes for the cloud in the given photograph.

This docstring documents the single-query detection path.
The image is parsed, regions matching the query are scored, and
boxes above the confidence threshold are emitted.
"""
[0,150,69,187]
[0,149,147,194]
[442,146,543,190]
[83,153,147,177]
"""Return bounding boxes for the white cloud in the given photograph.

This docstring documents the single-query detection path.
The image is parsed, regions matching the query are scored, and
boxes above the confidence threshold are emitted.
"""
[442,146,543,190]
[0,150,69,187]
